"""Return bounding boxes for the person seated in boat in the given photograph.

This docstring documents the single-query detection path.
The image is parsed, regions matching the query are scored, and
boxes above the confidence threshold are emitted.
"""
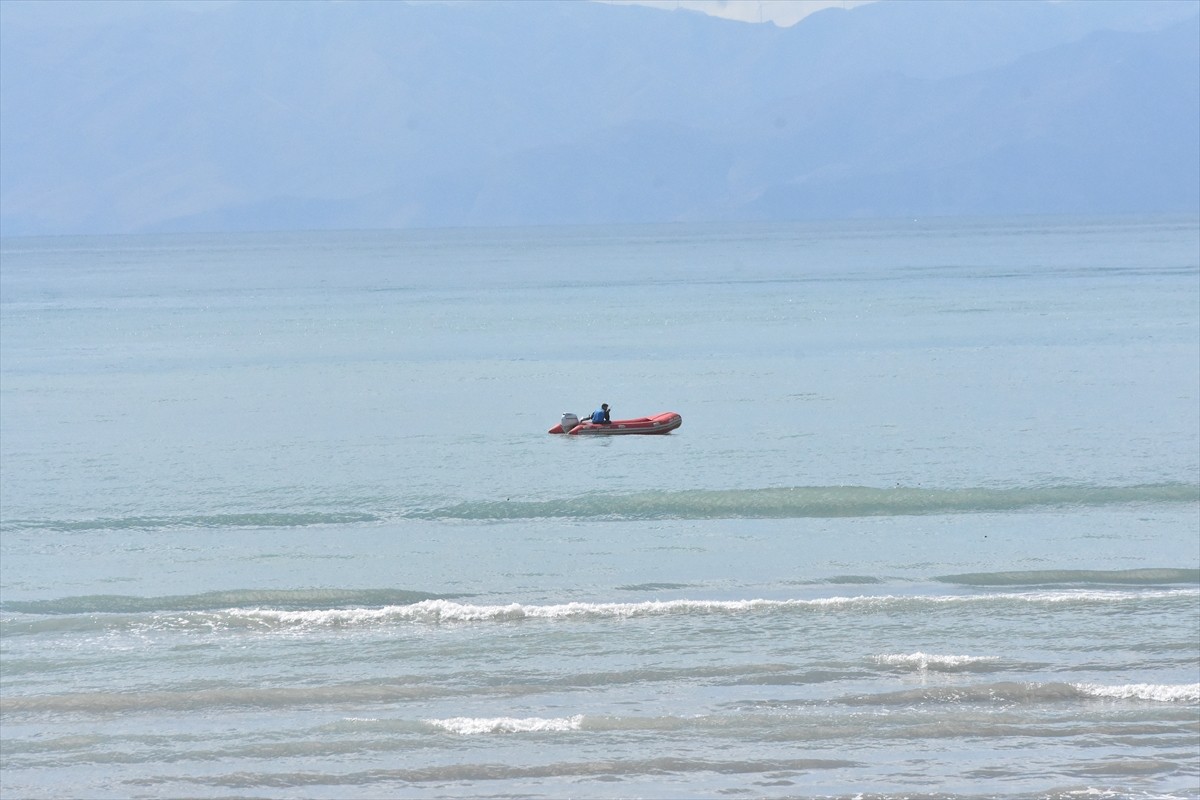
[590,403,611,424]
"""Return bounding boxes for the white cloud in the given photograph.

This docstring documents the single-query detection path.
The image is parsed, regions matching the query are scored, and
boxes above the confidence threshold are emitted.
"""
[598,0,877,27]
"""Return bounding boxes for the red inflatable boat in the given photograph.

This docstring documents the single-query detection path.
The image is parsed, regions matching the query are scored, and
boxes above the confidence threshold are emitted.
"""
[549,411,682,435]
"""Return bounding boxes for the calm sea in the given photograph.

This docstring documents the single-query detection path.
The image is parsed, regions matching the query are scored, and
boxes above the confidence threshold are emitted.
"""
[1,217,1198,799]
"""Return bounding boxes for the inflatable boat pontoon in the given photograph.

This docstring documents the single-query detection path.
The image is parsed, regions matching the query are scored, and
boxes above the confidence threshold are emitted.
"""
[549,411,682,435]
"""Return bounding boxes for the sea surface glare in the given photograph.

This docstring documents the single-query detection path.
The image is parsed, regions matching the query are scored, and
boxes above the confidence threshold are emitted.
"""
[1,217,1198,799]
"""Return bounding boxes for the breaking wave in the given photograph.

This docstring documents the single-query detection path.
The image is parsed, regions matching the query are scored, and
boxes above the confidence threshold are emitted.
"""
[841,681,1200,706]
[1074,682,1200,703]
[425,715,584,735]
[5,589,1195,636]
[871,652,1002,672]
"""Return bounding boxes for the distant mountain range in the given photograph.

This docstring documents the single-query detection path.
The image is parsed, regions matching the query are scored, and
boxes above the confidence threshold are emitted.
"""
[1,0,1196,235]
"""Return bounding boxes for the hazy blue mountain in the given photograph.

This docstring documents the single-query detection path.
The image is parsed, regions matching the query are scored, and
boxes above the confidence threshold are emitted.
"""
[0,0,1196,235]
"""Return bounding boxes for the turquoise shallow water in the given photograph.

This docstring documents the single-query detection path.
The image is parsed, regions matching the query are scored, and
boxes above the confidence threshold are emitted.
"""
[1,217,1198,799]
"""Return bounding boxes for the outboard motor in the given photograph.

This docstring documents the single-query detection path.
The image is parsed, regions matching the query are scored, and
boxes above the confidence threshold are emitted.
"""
[560,412,580,432]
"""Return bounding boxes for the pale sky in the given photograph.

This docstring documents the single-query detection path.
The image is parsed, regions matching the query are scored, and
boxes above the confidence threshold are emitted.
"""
[601,0,877,27]
[3,1,875,28]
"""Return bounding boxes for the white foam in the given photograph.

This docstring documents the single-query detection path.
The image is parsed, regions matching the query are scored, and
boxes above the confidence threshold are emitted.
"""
[425,715,584,735]
[872,652,1000,671]
[404,598,788,621]
[226,606,404,627]
[1072,682,1200,703]
[216,588,1200,629]
[228,598,803,626]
